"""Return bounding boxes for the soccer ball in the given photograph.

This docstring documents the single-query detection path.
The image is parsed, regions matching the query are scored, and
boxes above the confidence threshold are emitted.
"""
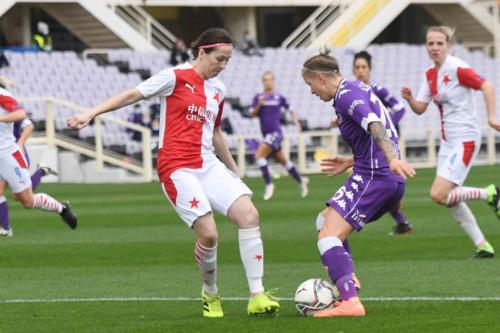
[294,278,339,317]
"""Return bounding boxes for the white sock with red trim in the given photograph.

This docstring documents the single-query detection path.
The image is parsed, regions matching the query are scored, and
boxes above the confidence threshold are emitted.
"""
[32,193,63,213]
[239,227,264,295]
[195,241,218,294]
[449,202,486,247]
[445,187,488,207]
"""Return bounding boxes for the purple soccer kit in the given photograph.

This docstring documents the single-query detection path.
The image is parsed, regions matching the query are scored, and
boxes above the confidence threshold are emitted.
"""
[320,80,406,301]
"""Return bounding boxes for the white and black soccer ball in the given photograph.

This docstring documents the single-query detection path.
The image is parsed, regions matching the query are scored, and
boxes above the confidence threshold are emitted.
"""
[294,278,339,316]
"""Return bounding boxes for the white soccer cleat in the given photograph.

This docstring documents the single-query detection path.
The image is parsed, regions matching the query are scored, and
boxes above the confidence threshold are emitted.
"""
[263,183,275,201]
[301,177,309,198]
[37,164,58,176]
[0,227,13,237]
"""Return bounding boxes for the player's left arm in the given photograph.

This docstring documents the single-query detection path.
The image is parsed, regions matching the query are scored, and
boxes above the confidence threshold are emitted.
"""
[213,127,238,174]
[0,95,27,123]
[457,67,499,130]
[17,119,34,149]
[368,121,415,179]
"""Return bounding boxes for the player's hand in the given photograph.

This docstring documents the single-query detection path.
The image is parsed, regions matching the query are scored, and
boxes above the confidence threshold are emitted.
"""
[401,87,413,102]
[389,159,416,179]
[330,117,339,128]
[320,156,353,176]
[67,112,92,130]
[488,118,500,131]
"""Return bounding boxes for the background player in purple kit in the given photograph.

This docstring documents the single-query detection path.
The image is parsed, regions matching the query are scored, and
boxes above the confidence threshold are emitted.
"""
[250,71,309,200]
[301,53,415,317]
[352,50,412,235]
[0,116,58,236]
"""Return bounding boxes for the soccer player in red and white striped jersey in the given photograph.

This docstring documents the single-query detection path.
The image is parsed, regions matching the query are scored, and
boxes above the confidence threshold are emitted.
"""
[402,26,500,258]
[0,87,77,233]
[67,28,279,318]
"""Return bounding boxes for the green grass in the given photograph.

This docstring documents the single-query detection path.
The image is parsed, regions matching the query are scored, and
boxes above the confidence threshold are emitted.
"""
[0,166,499,332]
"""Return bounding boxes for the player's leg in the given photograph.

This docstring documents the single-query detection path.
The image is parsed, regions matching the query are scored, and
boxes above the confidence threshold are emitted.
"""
[255,142,274,200]
[314,208,365,317]
[432,139,493,257]
[161,169,222,318]
[202,161,278,315]
[389,200,412,235]
[31,166,58,190]
[274,150,308,198]
[0,181,12,236]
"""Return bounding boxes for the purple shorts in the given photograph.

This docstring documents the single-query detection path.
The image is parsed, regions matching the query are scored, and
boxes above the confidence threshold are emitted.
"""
[326,173,405,231]
[262,131,283,151]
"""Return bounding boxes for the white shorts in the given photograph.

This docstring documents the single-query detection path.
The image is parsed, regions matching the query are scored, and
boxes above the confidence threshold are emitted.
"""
[0,150,32,194]
[437,137,480,186]
[161,158,253,228]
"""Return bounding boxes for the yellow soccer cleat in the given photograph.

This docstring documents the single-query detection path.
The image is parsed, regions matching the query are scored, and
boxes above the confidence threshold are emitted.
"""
[247,289,280,316]
[202,290,224,318]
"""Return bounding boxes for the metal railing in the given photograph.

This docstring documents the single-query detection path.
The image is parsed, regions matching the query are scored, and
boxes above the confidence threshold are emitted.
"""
[23,97,153,182]
[282,1,348,48]
[228,128,498,176]
[113,5,176,49]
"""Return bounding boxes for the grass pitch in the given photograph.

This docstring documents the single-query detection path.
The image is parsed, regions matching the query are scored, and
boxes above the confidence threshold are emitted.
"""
[0,165,499,332]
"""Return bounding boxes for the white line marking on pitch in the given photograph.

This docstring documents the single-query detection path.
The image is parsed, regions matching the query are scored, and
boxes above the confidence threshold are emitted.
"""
[1,296,499,303]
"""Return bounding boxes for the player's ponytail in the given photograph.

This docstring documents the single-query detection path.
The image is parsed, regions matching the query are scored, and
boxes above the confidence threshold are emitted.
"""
[191,28,234,59]
[302,53,340,78]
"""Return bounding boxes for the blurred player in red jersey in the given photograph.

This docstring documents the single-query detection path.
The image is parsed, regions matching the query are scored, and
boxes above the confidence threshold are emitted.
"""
[402,26,500,258]
[0,86,76,232]
[67,28,279,318]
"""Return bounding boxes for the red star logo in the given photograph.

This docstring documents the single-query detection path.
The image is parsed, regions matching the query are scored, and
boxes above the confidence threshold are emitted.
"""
[254,255,263,261]
[189,197,200,208]
[443,74,451,85]
[213,91,220,103]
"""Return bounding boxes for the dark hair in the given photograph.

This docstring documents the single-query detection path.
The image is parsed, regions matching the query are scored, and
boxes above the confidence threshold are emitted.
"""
[302,54,340,77]
[353,50,372,69]
[190,28,233,59]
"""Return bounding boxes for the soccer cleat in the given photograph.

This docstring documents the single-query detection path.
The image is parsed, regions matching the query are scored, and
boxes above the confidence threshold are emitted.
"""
[471,241,494,259]
[389,223,413,236]
[313,297,366,317]
[60,201,77,229]
[202,290,223,318]
[300,177,309,198]
[37,165,58,176]
[0,227,13,237]
[263,183,275,201]
[247,289,280,316]
[485,184,499,220]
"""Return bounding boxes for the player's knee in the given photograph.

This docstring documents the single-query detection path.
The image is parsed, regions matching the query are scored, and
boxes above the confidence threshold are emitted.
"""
[236,206,259,228]
[18,196,34,208]
[199,229,218,247]
[430,189,447,205]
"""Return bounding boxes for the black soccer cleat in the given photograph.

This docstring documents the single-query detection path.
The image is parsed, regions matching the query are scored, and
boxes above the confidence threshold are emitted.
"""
[60,201,77,229]
[470,250,494,259]
[389,223,413,236]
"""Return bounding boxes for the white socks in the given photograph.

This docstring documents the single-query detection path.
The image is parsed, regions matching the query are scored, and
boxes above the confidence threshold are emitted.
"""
[449,203,486,246]
[239,227,264,294]
[195,241,218,294]
[445,187,488,207]
[32,193,63,213]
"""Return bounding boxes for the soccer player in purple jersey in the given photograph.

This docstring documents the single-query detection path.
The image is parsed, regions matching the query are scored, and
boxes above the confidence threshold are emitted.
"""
[250,71,308,200]
[0,118,58,236]
[302,53,415,317]
[351,50,412,236]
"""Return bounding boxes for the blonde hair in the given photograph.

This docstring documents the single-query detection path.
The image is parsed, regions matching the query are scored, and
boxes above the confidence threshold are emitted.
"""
[427,26,455,43]
[261,71,274,79]
[302,54,340,77]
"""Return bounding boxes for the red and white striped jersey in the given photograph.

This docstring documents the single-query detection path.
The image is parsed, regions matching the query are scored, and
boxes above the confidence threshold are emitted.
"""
[416,55,484,141]
[136,63,225,181]
[0,87,24,154]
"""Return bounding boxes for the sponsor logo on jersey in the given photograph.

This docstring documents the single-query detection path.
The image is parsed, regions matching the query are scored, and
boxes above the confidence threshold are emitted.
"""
[185,83,195,94]
[348,99,365,116]
[186,104,217,124]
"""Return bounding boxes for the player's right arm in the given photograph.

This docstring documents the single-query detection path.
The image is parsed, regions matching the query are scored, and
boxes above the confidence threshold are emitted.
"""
[249,94,265,117]
[401,86,428,115]
[0,95,27,123]
[68,68,175,130]
[320,155,353,176]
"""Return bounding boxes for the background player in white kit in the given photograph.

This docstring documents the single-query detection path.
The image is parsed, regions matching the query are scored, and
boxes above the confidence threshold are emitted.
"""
[0,87,77,230]
[402,26,500,258]
[67,28,279,318]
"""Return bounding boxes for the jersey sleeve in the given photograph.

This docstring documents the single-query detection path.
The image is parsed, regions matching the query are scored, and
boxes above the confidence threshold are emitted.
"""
[280,95,290,110]
[20,118,33,129]
[337,90,380,133]
[0,95,23,112]
[250,94,259,108]
[136,68,176,99]
[457,67,485,90]
[214,100,224,128]
[415,73,432,103]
